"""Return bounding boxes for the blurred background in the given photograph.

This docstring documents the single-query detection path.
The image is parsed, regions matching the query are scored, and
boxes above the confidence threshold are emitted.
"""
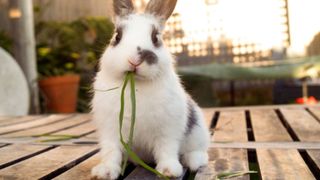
[0,0,320,115]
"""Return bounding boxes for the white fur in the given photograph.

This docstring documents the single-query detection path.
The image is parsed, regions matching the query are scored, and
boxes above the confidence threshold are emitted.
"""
[91,13,210,180]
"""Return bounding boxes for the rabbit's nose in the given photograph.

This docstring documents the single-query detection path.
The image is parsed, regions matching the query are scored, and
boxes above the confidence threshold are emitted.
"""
[128,59,143,67]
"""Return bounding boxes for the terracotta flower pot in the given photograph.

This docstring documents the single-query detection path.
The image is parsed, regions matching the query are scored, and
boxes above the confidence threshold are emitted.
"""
[39,75,80,113]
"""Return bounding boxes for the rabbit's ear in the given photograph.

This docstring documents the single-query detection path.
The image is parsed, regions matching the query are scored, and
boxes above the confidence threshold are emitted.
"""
[145,0,178,21]
[113,0,134,18]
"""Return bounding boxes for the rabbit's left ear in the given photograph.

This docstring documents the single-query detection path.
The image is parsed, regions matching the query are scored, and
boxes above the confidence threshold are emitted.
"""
[145,0,178,21]
[113,0,134,18]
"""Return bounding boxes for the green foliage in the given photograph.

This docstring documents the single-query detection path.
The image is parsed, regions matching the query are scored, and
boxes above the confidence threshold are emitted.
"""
[35,17,114,78]
[35,17,114,112]
[0,31,13,53]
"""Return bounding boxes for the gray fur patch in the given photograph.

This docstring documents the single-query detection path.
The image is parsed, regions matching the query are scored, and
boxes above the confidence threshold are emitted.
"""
[138,49,158,65]
[185,100,198,135]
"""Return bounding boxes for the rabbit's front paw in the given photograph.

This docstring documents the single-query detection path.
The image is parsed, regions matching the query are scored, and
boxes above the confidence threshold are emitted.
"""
[156,159,183,178]
[91,163,121,180]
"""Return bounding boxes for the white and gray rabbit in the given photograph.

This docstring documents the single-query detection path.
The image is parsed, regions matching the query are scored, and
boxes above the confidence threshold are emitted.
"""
[91,0,210,179]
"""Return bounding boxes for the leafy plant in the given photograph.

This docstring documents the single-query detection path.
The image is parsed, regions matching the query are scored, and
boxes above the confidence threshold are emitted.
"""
[35,17,114,78]
[34,17,114,112]
[36,21,83,77]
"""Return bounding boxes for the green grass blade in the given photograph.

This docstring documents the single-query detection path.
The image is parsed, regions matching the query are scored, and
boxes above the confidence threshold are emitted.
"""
[94,87,119,92]
[120,140,169,180]
[119,73,131,175]
[118,72,168,179]
[128,73,136,147]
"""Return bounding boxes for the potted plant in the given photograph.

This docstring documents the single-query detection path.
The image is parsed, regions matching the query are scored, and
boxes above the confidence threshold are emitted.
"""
[36,21,81,113]
[35,18,114,113]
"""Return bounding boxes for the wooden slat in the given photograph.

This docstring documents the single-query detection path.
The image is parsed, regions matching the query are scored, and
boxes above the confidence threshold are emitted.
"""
[50,121,96,136]
[202,108,215,128]
[280,108,320,142]
[196,111,249,180]
[250,109,291,141]
[125,167,187,180]
[308,107,320,121]
[54,153,100,180]
[213,111,247,142]
[0,146,97,179]
[212,104,320,112]
[33,120,96,143]
[250,109,314,179]
[3,114,91,137]
[257,149,314,179]
[0,144,52,168]
[307,150,320,169]
[84,132,98,139]
[210,142,320,150]
[0,116,45,127]
[0,144,8,148]
[0,115,73,135]
[281,108,320,173]
[195,148,249,180]
[0,116,12,121]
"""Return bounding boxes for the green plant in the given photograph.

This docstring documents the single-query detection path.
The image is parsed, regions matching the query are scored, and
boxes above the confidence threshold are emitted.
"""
[35,17,114,78]
[36,21,82,77]
[34,17,114,112]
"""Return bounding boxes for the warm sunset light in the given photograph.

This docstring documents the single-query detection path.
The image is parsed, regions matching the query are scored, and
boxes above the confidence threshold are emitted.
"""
[167,0,320,57]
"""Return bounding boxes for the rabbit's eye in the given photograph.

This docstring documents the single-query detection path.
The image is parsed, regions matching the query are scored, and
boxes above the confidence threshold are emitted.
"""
[152,26,161,48]
[112,27,123,46]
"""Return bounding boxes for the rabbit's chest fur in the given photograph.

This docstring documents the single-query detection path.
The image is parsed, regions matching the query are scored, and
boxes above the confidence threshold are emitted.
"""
[93,75,188,161]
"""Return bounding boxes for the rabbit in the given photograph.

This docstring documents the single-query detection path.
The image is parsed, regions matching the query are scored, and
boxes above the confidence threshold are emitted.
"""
[91,0,210,179]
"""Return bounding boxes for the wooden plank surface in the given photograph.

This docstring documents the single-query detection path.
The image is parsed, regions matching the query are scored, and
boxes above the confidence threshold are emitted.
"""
[308,107,320,121]
[0,116,45,126]
[0,116,12,121]
[2,114,91,137]
[195,148,249,180]
[281,107,320,174]
[280,108,320,142]
[0,144,53,168]
[0,115,73,135]
[306,150,320,170]
[211,104,320,112]
[210,142,320,150]
[125,167,187,180]
[196,111,249,180]
[256,149,314,179]
[250,109,291,141]
[250,109,314,179]
[54,153,100,180]
[0,107,319,179]
[0,144,8,148]
[0,146,97,179]
[212,111,247,142]
[202,109,215,128]
[49,121,96,136]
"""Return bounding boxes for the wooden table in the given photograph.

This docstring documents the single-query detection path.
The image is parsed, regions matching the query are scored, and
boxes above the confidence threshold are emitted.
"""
[0,105,319,179]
